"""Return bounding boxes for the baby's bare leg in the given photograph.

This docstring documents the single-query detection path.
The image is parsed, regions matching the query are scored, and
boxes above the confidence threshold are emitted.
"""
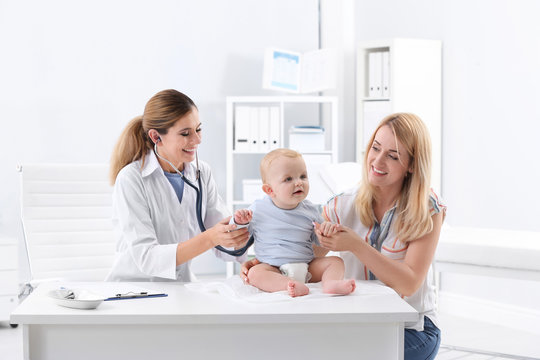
[309,257,355,295]
[248,263,309,296]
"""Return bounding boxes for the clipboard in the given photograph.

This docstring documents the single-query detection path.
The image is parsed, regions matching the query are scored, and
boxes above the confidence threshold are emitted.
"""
[104,291,168,301]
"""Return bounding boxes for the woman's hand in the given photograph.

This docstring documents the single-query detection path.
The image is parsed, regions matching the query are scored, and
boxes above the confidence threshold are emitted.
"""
[240,257,260,283]
[314,223,360,252]
[207,216,250,249]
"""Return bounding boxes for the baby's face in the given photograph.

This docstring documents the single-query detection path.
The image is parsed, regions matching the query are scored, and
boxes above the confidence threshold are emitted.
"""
[266,156,309,209]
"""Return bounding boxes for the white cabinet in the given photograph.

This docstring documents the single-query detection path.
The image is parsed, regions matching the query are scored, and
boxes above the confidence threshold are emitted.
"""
[226,96,339,210]
[356,38,442,193]
[0,236,18,326]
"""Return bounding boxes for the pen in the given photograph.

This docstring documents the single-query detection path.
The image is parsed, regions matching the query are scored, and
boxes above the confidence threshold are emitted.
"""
[104,292,168,301]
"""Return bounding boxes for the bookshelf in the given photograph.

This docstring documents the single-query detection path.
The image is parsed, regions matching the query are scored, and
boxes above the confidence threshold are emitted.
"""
[226,96,339,211]
[356,38,442,193]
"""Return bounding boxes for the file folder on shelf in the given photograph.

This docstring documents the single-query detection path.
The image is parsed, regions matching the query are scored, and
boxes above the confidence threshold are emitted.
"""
[368,51,383,98]
[269,106,281,150]
[258,107,270,152]
[381,51,390,98]
[234,106,251,151]
[248,107,259,151]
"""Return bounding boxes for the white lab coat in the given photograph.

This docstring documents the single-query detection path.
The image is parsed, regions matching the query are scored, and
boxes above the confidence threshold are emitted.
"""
[106,150,240,282]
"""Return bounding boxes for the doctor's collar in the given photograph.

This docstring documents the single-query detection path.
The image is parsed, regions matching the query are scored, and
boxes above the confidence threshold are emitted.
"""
[141,150,197,179]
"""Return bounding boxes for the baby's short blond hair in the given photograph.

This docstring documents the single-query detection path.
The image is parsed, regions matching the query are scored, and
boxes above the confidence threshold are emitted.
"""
[260,148,302,183]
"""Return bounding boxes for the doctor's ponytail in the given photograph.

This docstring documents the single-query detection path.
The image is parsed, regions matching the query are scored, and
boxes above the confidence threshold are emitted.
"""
[109,115,151,184]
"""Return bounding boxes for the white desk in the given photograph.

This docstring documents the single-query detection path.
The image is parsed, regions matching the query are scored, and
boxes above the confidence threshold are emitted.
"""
[0,236,18,325]
[11,281,417,360]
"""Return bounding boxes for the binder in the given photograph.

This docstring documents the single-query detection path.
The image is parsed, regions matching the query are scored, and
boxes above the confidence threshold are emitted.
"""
[368,51,383,98]
[234,106,250,152]
[258,107,270,152]
[381,51,390,98]
[368,52,377,98]
[269,106,281,150]
[248,106,259,152]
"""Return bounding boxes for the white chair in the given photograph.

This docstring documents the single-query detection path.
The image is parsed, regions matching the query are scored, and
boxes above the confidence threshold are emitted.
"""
[18,163,116,290]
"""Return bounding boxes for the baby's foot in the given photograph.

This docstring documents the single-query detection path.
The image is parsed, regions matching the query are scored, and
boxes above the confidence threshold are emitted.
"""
[322,279,356,295]
[287,281,309,297]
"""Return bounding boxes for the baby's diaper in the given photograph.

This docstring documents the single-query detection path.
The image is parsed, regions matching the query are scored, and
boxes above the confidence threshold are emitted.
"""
[279,263,311,283]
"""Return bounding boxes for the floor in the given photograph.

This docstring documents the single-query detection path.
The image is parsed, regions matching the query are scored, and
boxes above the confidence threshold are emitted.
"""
[1,312,538,360]
[438,313,539,359]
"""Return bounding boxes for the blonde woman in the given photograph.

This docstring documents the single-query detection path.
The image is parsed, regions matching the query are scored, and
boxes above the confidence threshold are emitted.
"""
[107,89,249,282]
[314,113,446,360]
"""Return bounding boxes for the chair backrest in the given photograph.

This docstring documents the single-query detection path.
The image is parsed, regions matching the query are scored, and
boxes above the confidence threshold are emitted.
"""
[18,163,115,282]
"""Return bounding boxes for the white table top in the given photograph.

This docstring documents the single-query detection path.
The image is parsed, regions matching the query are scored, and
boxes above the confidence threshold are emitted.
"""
[11,280,418,325]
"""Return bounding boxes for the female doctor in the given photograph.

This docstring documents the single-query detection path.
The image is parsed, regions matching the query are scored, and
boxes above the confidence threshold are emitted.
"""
[106,89,249,282]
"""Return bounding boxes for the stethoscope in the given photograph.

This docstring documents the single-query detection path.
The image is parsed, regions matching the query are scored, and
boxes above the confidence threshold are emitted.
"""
[153,142,253,256]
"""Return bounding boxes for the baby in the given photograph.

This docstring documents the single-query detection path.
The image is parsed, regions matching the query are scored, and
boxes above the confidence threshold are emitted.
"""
[233,148,355,297]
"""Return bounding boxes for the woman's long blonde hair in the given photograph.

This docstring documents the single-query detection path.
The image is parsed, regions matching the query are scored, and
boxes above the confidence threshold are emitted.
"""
[355,113,433,242]
[109,89,197,184]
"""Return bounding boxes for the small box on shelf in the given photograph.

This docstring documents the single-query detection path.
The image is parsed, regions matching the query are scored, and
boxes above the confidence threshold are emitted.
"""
[289,126,325,153]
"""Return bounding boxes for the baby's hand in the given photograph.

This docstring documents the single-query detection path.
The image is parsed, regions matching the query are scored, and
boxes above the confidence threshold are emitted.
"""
[234,209,252,225]
[315,221,339,237]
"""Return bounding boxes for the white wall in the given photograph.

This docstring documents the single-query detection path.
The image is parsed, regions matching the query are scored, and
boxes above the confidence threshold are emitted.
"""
[2,0,539,291]
[354,0,540,232]
[0,0,319,276]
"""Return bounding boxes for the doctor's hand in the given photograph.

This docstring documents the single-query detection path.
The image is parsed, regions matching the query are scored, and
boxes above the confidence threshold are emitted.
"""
[207,216,250,249]
[240,257,261,284]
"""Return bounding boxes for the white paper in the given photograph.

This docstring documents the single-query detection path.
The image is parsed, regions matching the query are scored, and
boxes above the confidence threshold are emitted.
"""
[301,48,337,93]
[263,48,301,93]
[185,276,395,303]
[59,283,162,299]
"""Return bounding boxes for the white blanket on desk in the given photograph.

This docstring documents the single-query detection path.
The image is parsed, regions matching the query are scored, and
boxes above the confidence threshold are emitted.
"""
[185,276,394,303]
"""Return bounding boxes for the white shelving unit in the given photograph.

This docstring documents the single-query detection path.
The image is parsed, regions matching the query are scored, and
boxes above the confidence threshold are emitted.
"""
[225,96,338,277]
[356,38,442,193]
[226,96,339,211]
[0,236,18,327]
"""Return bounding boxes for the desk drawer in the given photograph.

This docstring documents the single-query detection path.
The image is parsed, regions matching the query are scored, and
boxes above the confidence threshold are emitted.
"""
[0,295,19,322]
[0,270,18,295]
[0,245,17,270]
